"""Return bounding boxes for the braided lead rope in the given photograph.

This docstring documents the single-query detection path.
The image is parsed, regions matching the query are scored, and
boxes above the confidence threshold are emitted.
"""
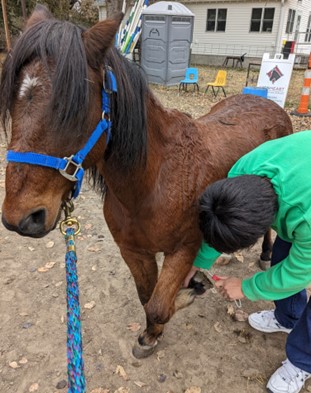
[65,227,86,393]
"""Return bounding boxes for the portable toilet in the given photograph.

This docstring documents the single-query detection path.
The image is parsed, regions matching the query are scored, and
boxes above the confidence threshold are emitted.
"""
[141,1,194,86]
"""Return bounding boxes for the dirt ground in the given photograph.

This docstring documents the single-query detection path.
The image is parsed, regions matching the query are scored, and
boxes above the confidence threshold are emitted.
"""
[1,63,311,393]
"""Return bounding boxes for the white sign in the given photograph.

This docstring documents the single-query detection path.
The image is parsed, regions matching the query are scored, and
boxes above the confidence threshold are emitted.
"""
[257,53,295,108]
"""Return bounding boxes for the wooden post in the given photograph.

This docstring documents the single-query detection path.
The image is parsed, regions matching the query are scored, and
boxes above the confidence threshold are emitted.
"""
[1,0,11,51]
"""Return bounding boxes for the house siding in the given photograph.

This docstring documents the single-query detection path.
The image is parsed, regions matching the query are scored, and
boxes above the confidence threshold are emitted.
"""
[281,0,311,54]
[184,2,282,56]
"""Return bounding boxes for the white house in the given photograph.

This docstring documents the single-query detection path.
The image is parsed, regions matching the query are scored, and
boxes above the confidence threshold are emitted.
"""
[96,0,311,64]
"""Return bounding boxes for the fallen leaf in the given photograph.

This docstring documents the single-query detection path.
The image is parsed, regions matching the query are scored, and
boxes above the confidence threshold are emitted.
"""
[226,304,235,316]
[29,383,39,392]
[156,350,166,360]
[213,321,222,333]
[84,301,96,310]
[37,261,56,273]
[37,267,49,273]
[133,381,147,387]
[234,252,244,263]
[46,241,55,248]
[87,244,103,252]
[115,365,129,381]
[45,261,56,269]
[233,309,249,322]
[9,361,20,369]
[184,387,201,393]
[113,388,129,393]
[127,322,141,332]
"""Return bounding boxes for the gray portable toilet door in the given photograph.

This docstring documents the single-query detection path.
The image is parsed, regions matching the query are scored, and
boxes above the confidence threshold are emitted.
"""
[167,15,193,85]
[141,15,169,85]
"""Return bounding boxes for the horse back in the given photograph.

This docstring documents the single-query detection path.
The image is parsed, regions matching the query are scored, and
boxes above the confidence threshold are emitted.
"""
[198,94,293,140]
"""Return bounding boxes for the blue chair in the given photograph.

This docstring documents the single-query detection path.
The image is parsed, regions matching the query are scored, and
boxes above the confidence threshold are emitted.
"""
[179,68,199,92]
[242,86,268,98]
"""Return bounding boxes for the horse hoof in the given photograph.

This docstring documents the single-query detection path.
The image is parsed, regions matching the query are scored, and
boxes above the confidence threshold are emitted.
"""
[258,258,271,271]
[132,341,157,359]
[188,271,213,295]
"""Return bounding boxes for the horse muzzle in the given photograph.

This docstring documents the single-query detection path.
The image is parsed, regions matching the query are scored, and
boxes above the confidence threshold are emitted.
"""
[2,208,56,238]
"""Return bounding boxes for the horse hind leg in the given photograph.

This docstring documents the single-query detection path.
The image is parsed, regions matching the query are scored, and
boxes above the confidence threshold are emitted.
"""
[259,229,273,271]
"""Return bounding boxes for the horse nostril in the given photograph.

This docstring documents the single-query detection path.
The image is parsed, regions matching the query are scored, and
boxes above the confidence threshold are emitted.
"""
[19,209,46,236]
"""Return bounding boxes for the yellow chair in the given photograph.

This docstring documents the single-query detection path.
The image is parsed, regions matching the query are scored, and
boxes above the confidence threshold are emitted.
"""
[205,70,227,97]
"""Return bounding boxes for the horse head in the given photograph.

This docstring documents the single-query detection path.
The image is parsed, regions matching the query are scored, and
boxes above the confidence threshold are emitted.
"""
[0,5,123,237]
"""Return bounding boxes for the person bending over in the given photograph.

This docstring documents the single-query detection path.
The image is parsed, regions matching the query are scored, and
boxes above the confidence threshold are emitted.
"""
[188,130,311,393]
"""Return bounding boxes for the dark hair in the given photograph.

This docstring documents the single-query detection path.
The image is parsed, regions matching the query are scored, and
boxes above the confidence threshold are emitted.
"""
[199,175,278,253]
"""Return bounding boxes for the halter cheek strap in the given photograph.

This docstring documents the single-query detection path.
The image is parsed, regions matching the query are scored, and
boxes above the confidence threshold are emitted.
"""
[6,69,117,199]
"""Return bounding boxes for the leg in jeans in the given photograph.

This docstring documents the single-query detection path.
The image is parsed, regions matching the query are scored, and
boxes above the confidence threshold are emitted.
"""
[286,297,311,373]
[271,236,307,329]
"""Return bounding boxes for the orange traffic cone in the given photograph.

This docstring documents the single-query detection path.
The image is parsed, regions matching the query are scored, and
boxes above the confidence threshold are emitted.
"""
[292,53,311,117]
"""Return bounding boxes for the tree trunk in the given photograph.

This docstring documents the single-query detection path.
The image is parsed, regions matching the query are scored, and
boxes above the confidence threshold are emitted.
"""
[1,0,11,50]
[21,0,27,21]
[106,0,123,18]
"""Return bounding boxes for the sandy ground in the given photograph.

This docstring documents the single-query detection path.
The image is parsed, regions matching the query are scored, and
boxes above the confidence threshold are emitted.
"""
[1,63,311,393]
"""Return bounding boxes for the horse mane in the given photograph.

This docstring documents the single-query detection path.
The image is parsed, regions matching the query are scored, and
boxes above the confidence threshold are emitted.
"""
[104,48,148,169]
[0,17,149,191]
[89,48,149,195]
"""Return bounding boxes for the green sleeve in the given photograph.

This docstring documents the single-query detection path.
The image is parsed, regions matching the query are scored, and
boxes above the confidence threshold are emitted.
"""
[194,242,221,269]
[242,237,311,301]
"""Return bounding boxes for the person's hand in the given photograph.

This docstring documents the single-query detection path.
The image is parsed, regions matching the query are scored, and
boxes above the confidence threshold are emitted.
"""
[183,266,200,287]
[214,277,245,300]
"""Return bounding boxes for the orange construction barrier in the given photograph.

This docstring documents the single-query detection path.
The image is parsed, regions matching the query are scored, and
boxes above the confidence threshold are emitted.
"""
[292,53,311,117]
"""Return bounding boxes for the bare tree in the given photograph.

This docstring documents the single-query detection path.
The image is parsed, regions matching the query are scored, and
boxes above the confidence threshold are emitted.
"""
[106,0,123,18]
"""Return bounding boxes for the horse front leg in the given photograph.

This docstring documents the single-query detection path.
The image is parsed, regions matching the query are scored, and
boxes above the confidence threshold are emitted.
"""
[119,248,165,358]
[138,247,198,350]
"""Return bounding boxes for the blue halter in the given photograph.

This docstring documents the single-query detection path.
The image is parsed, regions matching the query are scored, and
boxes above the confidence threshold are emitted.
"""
[6,69,117,199]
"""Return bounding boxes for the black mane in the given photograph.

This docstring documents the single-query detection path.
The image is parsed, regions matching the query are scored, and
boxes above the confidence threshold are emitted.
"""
[0,17,149,181]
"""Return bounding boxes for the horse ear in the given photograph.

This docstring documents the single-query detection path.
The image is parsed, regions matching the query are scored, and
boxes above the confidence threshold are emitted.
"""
[82,13,124,68]
[25,4,53,29]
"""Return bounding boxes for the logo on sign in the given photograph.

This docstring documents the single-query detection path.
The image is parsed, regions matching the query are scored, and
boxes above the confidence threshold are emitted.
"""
[266,66,284,84]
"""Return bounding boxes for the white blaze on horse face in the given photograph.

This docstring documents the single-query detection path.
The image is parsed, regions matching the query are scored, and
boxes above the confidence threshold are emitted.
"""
[19,74,41,98]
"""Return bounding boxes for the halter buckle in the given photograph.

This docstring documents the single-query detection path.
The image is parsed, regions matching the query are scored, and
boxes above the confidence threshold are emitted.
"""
[59,155,83,182]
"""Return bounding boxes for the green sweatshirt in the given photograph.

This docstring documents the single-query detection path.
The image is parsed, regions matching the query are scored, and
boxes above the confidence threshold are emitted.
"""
[194,130,311,301]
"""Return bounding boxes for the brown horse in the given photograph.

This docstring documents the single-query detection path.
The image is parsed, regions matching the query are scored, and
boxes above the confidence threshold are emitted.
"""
[0,6,293,358]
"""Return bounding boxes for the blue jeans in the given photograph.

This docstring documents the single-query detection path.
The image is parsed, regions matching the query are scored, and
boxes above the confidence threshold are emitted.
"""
[271,236,311,373]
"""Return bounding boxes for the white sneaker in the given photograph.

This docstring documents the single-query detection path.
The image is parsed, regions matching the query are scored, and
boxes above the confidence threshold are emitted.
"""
[267,359,311,393]
[248,310,292,333]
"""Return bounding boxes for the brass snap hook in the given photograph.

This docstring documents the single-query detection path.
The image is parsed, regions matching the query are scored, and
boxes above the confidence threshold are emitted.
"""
[60,201,81,236]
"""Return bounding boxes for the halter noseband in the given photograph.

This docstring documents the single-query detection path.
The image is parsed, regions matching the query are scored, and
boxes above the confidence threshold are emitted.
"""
[6,69,117,199]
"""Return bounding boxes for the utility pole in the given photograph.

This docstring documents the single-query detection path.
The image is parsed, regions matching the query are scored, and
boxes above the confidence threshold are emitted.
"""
[1,0,11,51]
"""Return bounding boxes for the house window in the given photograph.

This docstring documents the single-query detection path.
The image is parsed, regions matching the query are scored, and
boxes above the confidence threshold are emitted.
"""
[286,9,296,33]
[206,9,227,32]
[250,8,275,32]
[305,14,311,42]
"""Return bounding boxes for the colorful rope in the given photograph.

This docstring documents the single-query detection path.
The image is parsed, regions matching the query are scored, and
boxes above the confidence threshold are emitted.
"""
[65,227,86,393]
